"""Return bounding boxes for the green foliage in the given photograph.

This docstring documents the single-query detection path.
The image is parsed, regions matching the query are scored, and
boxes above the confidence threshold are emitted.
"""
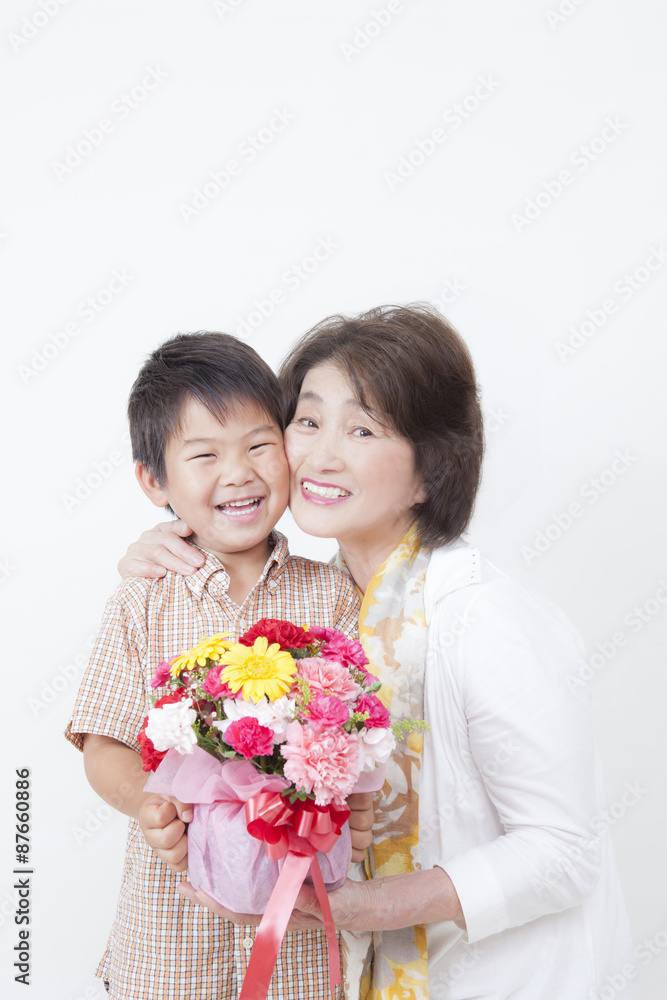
[281,786,315,804]
[392,717,430,740]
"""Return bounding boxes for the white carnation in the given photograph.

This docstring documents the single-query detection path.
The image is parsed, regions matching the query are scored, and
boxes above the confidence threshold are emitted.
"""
[358,726,396,773]
[214,694,295,744]
[145,698,197,754]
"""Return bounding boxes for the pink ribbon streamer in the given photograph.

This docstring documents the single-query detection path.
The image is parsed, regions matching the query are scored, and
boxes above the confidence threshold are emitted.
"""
[240,792,350,1000]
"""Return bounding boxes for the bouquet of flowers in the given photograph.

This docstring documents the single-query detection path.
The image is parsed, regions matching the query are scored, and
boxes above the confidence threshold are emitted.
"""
[138,619,397,1000]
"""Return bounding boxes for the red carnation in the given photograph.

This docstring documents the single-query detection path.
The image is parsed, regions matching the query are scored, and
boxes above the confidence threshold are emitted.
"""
[137,717,168,772]
[224,717,275,759]
[239,618,316,650]
[138,688,193,772]
[155,687,210,713]
[155,688,191,708]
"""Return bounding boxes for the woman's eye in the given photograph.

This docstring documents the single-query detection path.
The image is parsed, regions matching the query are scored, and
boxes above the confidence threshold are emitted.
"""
[295,416,318,429]
[353,427,373,438]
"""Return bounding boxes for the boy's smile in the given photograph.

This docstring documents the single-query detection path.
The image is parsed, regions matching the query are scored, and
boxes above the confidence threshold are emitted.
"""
[138,397,289,574]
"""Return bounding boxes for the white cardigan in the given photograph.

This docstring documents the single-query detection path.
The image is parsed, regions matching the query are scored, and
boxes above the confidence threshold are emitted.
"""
[419,540,633,998]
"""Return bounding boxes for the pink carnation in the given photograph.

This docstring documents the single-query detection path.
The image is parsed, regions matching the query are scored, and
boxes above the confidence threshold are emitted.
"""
[357,664,380,686]
[281,721,360,806]
[150,661,172,689]
[306,692,350,729]
[309,627,369,669]
[355,693,391,729]
[297,658,362,702]
[202,664,240,700]
[224,717,274,759]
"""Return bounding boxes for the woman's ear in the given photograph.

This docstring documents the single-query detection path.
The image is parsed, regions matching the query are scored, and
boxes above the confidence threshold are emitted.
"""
[135,462,170,508]
[412,474,428,506]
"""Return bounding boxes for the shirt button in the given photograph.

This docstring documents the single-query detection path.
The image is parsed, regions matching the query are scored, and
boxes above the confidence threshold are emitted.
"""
[242,936,254,950]
[239,619,247,631]
[268,580,278,590]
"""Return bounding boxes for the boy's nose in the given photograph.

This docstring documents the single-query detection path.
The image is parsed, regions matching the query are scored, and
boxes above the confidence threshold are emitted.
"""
[219,458,255,487]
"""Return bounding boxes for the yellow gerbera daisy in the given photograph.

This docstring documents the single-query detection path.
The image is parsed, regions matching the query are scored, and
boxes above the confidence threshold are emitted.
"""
[170,633,231,676]
[219,637,297,702]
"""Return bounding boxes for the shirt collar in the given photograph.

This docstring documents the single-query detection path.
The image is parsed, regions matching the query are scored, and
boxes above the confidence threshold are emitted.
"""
[182,530,290,599]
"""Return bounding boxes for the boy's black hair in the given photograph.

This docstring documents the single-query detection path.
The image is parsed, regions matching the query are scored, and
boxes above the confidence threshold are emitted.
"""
[128,331,284,484]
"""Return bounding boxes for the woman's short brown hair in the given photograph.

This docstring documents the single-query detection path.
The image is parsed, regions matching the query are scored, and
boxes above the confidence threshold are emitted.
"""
[279,304,484,548]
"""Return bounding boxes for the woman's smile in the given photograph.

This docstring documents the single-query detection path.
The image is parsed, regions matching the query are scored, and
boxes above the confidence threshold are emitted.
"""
[285,361,425,555]
[300,477,352,503]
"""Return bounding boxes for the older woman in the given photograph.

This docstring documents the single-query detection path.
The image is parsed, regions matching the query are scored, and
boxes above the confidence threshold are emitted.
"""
[122,306,632,999]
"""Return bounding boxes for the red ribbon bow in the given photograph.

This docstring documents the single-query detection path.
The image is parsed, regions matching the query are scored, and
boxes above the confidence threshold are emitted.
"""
[239,791,351,1000]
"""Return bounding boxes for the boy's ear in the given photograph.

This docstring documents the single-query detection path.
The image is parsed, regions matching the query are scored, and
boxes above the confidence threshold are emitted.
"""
[135,462,170,508]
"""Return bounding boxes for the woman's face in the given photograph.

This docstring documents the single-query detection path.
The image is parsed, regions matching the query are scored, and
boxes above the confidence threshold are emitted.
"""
[284,361,426,551]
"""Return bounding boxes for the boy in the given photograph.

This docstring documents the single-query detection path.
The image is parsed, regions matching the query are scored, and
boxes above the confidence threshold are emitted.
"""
[65,332,365,1000]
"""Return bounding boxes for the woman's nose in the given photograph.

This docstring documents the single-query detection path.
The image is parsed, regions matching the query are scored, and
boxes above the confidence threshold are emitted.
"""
[310,431,345,473]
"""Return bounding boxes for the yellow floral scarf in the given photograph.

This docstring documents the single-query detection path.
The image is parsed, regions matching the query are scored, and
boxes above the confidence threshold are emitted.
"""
[338,524,431,1000]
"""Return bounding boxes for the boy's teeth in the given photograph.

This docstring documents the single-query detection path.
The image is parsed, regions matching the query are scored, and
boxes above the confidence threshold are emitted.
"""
[303,481,350,499]
[219,498,260,512]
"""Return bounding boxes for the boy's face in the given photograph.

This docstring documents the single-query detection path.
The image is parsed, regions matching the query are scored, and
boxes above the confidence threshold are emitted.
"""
[139,397,289,567]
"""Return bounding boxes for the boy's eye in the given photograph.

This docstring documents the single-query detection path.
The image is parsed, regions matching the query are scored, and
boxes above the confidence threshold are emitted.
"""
[194,453,215,459]
[250,442,274,452]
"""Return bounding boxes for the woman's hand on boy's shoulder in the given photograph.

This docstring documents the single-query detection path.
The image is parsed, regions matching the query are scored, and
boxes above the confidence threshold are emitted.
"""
[118,520,205,580]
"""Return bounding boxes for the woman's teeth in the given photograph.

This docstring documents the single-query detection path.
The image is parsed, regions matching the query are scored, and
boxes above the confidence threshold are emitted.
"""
[302,481,350,499]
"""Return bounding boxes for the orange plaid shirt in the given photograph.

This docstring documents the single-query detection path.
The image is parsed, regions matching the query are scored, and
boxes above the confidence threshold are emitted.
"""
[65,531,360,1000]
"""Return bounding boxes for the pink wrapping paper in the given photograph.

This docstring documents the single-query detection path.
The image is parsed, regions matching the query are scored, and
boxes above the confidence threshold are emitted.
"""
[145,746,354,912]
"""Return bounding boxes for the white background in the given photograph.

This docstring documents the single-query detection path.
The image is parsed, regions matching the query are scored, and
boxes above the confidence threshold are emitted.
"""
[2,2,666,998]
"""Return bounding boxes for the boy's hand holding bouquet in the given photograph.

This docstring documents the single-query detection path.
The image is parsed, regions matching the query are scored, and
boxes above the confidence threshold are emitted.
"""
[138,619,398,999]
